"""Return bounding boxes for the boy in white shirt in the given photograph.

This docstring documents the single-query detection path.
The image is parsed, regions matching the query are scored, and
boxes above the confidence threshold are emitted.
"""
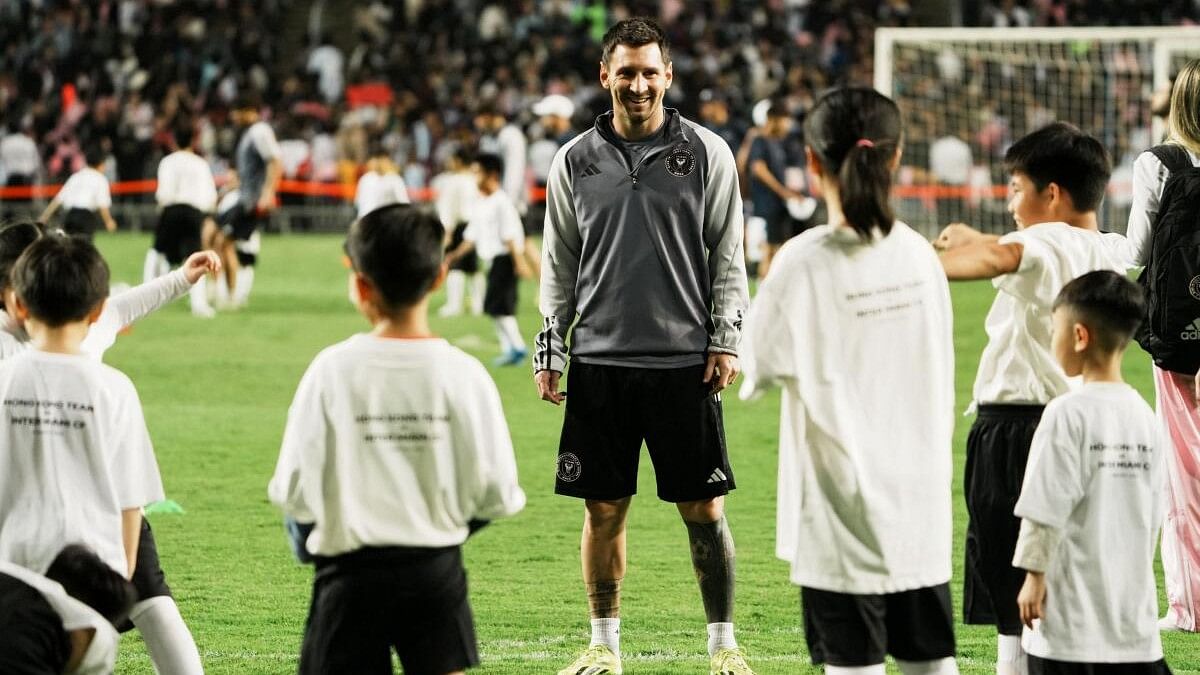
[354,143,410,219]
[148,123,219,318]
[39,144,118,240]
[934,123,1131,674]
[445,153,533,366]
[434,150,484,317]
[269,204,526,674]
[1014,271,1170,675]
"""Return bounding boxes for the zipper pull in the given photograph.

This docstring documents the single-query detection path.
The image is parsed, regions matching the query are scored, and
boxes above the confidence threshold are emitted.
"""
[630,170,639,189]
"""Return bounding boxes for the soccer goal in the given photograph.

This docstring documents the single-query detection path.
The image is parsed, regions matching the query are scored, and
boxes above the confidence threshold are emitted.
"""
[874,26,1200,236]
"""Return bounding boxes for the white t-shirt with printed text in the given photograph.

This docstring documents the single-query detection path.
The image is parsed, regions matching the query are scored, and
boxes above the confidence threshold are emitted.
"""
[464,190,524,261]
[740,222,956,594]
[973,222,1129,405]
[0,352,164,575]
[268,335,526,556]
[1015,383,1165,662]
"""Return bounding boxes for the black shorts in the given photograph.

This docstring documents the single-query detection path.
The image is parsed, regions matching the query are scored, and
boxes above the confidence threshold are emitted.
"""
[483,254,517,317]
[801,583,956,667]
[963,404,1044,635]
[0,572,70,674]
[62,208,102,240]
[154,204,205,265]
[446,222,478,274]
[1028,656,1173,675]
[117,516,174,633]
[555,362,734,502]
[299,546,478,675]
[762,210,795,245]
[221,202,266,241]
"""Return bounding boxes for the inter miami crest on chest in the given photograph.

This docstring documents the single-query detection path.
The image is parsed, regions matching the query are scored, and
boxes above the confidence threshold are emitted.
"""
[666,146,696,177]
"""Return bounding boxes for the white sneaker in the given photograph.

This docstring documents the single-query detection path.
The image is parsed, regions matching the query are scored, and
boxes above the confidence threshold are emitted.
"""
[438,305,462,317]
[191,305,217,319]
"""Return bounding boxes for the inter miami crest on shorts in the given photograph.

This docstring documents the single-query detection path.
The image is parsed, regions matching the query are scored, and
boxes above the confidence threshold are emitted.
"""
[557,452,582,482]
[666,146,696,177]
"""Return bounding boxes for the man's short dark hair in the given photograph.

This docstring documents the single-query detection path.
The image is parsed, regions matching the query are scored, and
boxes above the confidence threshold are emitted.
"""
[11,233,110,327]
[45,544,137,626]
[1004,122,1111,212]
[0,221,44,295]
[600,18,670,66]
[474,153,504,178]
[346,205,444,310]
[1052,270,1145,352]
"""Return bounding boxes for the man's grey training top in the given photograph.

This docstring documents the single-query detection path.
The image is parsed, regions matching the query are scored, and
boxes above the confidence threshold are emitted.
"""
[534,108,749,372]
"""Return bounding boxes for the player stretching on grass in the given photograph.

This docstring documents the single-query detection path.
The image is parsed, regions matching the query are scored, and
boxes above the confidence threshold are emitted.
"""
[741,86,960,675]
[534,17,752,675]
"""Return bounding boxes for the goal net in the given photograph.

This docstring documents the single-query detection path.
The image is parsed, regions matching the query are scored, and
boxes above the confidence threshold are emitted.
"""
[874,27,1200,236]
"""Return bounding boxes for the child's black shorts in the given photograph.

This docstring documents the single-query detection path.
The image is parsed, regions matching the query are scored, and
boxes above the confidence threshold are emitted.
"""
[1028,655,1172,675]
[154,204,205,265]
[483,253,517,317]
[0,571,70,674]
[554,361,735,503]
[299,545,478,675]
[963,403,1044,635]
[62,208,103,240]
[801,583,956,667]
[446,222,478,274]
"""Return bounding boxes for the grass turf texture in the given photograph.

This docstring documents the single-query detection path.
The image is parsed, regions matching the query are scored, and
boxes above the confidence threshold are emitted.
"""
[94,233,1198,674]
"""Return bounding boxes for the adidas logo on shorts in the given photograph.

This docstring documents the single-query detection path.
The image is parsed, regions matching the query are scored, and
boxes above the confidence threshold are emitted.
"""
[1181,318,1200,341]
[706,468,728,484]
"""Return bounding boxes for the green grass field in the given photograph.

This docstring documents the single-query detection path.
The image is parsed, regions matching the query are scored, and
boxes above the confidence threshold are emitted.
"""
[93,233,1198,674]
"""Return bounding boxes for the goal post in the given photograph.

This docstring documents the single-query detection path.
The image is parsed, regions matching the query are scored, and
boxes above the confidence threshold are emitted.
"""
[874,26,1200,236]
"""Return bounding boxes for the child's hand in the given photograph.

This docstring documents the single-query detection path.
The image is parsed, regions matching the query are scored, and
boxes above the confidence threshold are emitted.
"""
[1017,571,1046,629]
[933,223,980,251]
[182,251,222,284]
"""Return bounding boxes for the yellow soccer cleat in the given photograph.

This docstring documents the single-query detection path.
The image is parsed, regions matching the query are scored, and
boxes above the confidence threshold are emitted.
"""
[710,647,755,675]
[557,644,623,675]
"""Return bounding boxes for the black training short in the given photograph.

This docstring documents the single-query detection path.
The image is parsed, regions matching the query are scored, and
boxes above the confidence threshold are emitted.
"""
[155,204,205,265]
[221,202,266,241]
[446,222,479,274]
[483,253,517,317]
[801,583,956,667]
[116,516,174,633]
[762,210,795,245]
[0,572,71,674]
[299,545,478,675]
[1028,656,1173,675]
[62,208,103,240]
[963,404,1044,635]
[555,361,735,502]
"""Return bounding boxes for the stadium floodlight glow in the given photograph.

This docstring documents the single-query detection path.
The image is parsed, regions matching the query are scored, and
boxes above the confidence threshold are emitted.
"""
[874,26,1200,236]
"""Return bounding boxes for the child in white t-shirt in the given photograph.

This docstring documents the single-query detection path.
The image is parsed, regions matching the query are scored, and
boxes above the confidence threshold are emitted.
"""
[433,149,484,317]
[39,144,118,240]
[1014,270,1169,675]
[354,144,410,219]
[445,153,533,366]
[269,204,525,674]
[933,123,1130,675]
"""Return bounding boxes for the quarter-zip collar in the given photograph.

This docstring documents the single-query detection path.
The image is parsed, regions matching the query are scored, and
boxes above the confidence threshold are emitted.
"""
[594,108,689,189]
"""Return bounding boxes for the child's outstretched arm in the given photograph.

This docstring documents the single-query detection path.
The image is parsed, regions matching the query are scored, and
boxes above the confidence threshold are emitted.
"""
[938,239,1023,280]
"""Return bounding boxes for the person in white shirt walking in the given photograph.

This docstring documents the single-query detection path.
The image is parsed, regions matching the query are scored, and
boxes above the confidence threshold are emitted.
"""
[934,123,1130,675]
[148,122,219,317]
[445,153,533,366]
[269,204,525,675]
[39,144,118,240]
[741,86,959,675]
[354,142,410,219]
[1014,271,1171,674]
[433,150,484,317]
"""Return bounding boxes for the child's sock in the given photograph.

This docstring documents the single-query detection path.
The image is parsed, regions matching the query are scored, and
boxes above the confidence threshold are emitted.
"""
[440,270,465,316]
[589,617,620,656]
[493,318,513,354]
[897,657,960,675]
[130,596,204,675]
[232,266,254,307]
[189,277,215,317]
[498,315,525,352]
[470,273,486,315]
[827,666,886,675]
[996,634,1025,675]
[706,621,737,655]
[215,273,231,309]
[143,249,163,283]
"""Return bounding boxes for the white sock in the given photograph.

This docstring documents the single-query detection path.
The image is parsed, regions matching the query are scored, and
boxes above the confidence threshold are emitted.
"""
[493,318,513,354]
[158,254,170,278]
[996,634,1025,675]
[498,315,525,352]
[189,277,213,316]
[827,666,886,675]
[897,657,960,675]
[706,621,737,655]
[442,270,465,314]
[143,249,163,283]
[215,274,230,308]
[589,617,620,656]
[130,596,203,675]
[470,273,486,314]
[232,266,254,306]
